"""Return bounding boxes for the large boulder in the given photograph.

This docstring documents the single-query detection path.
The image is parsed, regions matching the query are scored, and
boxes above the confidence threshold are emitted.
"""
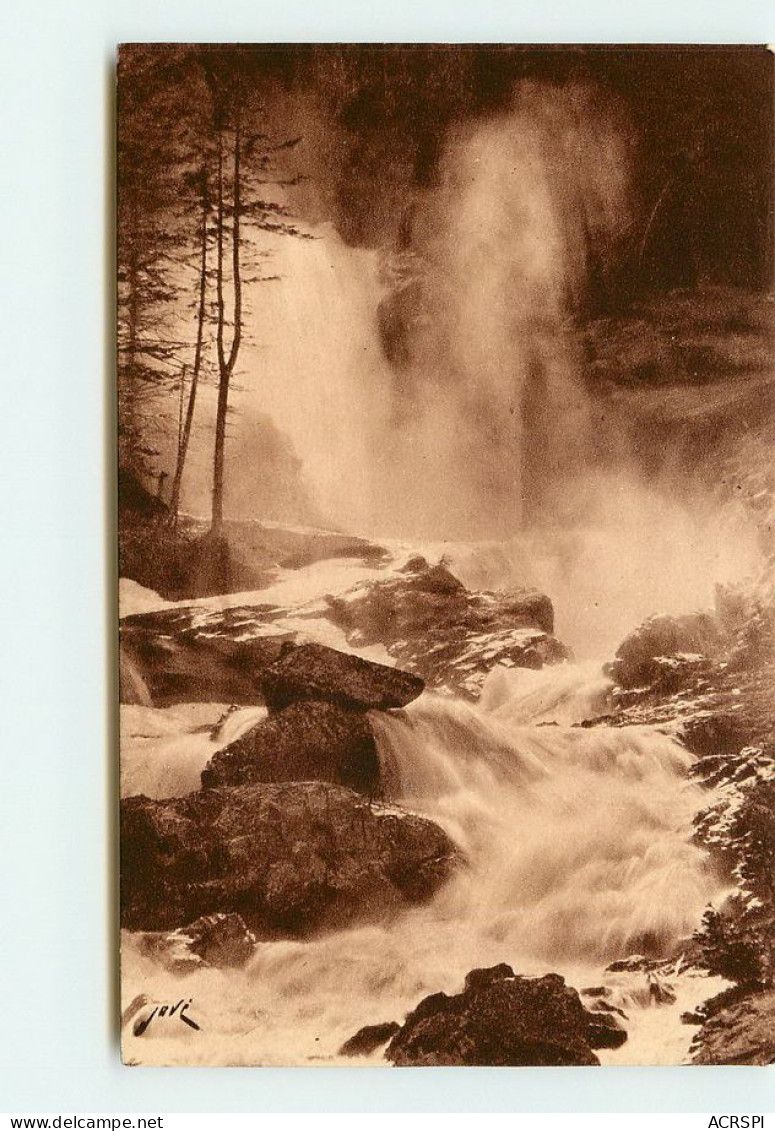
[727,604,775,672]
[121,781,458,935]
[326,562,566,700]
[201,699,380,794]
[607,612,723,692]
[385,965,601,1066]
[260,642,424,713]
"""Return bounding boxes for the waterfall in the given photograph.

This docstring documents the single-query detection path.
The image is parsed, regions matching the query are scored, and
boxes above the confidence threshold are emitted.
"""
[378,81,633,538]
[232,85,760,660]
[231,83,632,540]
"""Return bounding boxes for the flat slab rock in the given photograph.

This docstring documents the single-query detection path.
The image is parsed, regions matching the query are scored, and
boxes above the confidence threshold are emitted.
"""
[201,698,380,795]
[260,642,424,712]
[385,964,608,1066]
[121,781,458,935]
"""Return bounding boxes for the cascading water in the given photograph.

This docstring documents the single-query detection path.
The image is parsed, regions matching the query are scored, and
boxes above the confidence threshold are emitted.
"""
[122,660,723,1066]
[373,693,714,965]
[226,82,634,540]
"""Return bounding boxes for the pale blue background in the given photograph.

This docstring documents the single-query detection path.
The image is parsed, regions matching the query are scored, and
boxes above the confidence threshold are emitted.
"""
[2,0,774,1113]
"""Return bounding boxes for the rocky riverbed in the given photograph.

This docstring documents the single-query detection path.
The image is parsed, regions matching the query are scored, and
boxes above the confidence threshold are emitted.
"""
[118,521,775,1067]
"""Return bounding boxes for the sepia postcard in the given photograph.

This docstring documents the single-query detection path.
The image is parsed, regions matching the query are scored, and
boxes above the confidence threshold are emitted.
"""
[117,44,775,1067]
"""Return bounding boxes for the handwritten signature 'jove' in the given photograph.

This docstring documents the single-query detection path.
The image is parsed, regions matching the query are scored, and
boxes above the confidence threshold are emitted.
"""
[134,998,201,1036]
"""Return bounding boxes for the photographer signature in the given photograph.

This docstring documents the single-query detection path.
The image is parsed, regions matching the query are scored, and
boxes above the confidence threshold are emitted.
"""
[123,995,201,1036]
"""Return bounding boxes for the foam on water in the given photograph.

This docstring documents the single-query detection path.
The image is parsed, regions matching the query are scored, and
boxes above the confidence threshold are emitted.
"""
[122,661,722,1066]
[372,680,713,964]
[120,703,268,799]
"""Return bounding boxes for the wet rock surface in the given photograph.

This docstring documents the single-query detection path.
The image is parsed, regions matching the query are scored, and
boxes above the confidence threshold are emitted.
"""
[120,605,293,706]
[121,781,459,935]
[692,772,775,988]
[260,642,424,713]
[585,1010,628,1049]
[606,612,722,693]
[201,698,380,795]
[120,557,564,707]
[119,642,153,706]
[196,642,427,795]
[385,965,603,1066]
[120,512,389,602]
[326,562,567,699]
[602,569,775,1064]
[135,912,258,972]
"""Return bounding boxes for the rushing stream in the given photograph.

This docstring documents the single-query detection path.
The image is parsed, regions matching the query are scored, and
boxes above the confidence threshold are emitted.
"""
[122,656,725,1067]
[374,670,714,964]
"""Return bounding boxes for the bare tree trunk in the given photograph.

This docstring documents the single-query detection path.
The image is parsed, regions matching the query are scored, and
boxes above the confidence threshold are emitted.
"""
[170,171,210,527]
[177,364,187,463]
[211,114,242,533]
[120,192,141,471]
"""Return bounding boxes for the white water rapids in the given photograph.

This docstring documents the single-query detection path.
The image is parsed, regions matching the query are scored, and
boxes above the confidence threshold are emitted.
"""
[374,672,712,964]
[122,658,724,1067]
